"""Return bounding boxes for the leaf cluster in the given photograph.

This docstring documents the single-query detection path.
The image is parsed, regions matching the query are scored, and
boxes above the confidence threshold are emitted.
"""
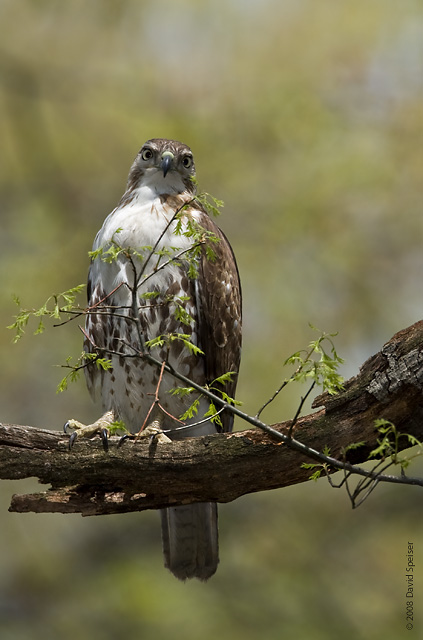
[8,285,86,342]
[301,445,332,481]
[369,419,422,469]
[145,333,204,357]
[190,176,224,218]
[170,372,241,426]
[57,352,113,393]
[173,215,220,279]
[284,326,345,395]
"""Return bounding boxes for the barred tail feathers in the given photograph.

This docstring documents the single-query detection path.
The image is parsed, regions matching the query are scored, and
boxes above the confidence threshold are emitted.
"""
[160,502,219,581]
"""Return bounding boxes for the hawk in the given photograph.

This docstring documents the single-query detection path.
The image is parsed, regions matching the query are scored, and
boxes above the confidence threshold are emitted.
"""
[68,138,242,581]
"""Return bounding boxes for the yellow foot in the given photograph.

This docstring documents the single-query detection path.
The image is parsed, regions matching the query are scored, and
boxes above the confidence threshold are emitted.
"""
[138,422,172,444]
[118,419,172,447]
[64,410,115,450]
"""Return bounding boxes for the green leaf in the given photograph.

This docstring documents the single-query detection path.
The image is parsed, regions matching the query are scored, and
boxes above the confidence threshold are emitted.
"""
[34,319,45,335]
[322,444,331,456]
[109,420,129,435]
[300,462,323,481]
[174,303,193,327]
[308,469,323,481]
[177,335,204,356]
[180,397,200,421]
[283,328,345,396]
[211,371,236,386]
[56,376,69,393]
[140,291,160,300]
[34,302,49,317]
[95,357,113,371]
[209,387,243,406]
[205,245,217,262]
[88,247,104,260]
[187,261,199,279]
[407,434,423,447]
[145,336,166,350]
[169,386,195,397]
[204,402,223,427]
[342,441,366,456]
[194,190,224,217]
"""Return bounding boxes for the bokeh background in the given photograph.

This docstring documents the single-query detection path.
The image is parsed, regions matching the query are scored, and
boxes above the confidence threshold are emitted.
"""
[1,1,423,638]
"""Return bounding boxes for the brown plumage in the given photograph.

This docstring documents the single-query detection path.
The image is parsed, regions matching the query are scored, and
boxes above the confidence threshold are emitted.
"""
[84,138,242,580]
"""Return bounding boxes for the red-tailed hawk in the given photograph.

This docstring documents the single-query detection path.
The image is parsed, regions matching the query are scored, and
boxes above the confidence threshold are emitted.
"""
[70,139,242,581]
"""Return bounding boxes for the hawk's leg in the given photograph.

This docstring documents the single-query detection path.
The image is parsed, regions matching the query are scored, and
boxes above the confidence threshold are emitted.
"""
[64,410,115,450]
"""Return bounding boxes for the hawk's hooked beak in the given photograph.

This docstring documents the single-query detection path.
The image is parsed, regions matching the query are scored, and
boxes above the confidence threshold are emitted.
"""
[160,151,174,177]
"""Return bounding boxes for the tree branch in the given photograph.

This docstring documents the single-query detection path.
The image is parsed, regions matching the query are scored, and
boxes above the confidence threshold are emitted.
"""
[2,321,423,516]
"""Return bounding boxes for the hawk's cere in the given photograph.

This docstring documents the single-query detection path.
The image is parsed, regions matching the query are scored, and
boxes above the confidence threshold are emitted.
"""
[79,139,242,580]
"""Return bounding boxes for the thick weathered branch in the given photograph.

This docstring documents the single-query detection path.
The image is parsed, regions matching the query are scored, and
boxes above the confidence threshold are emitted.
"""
[1,321,423,516]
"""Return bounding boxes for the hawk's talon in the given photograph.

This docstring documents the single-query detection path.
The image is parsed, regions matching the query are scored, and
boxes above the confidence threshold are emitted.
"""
[64,420,83,434]
[117,434,133,447]
[117,425,172,446]
[69,431,78,450]
[64,411,114,450]
[137,424,172,444]
[100,428,109,452]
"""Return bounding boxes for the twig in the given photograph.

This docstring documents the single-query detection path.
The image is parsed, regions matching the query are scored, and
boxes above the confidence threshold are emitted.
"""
[136,361,185,439]
[288,381,316,437]
[135,199,196,286]
[255,379,291,419]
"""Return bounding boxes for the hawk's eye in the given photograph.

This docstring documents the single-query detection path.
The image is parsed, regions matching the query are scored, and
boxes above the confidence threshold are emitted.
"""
[182,155,193,169]
[141,148,154,161]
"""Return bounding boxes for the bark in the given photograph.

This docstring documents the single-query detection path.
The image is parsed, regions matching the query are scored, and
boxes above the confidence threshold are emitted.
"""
[1,321,423,516]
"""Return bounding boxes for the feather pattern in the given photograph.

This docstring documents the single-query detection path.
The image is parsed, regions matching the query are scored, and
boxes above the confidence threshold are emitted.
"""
[84,139,242,580]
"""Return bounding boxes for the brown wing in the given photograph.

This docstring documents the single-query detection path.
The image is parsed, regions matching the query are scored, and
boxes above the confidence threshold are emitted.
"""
[195,212,242,432]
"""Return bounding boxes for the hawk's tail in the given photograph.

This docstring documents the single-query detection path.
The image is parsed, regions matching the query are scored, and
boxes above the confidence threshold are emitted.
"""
[160,502,219,581]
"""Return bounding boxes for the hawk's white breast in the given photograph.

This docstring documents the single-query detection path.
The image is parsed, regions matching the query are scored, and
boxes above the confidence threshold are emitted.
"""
[87,179,210,433]
[92,182,199,292]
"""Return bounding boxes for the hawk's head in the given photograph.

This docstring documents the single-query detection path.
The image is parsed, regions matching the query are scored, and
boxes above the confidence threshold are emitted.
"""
[126,138,197,196]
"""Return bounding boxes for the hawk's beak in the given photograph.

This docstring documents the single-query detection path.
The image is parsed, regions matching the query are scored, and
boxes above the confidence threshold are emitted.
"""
[160,151,174,177]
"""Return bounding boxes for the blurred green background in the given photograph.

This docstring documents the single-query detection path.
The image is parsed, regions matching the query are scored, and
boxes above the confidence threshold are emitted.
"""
[1,1,423,638]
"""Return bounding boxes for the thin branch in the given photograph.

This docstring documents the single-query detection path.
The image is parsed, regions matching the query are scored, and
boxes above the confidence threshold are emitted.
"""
[255,342,323,420]
[57,241,423,499]
[73,318,423,493]
[288,381,316,437]
[165,406,225,434]
[136,361,185,438]
[138,241,203,290]
[255,378,291,419]
[3,322,423,515]
[135,199,196,286]
[8,190,423,514]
